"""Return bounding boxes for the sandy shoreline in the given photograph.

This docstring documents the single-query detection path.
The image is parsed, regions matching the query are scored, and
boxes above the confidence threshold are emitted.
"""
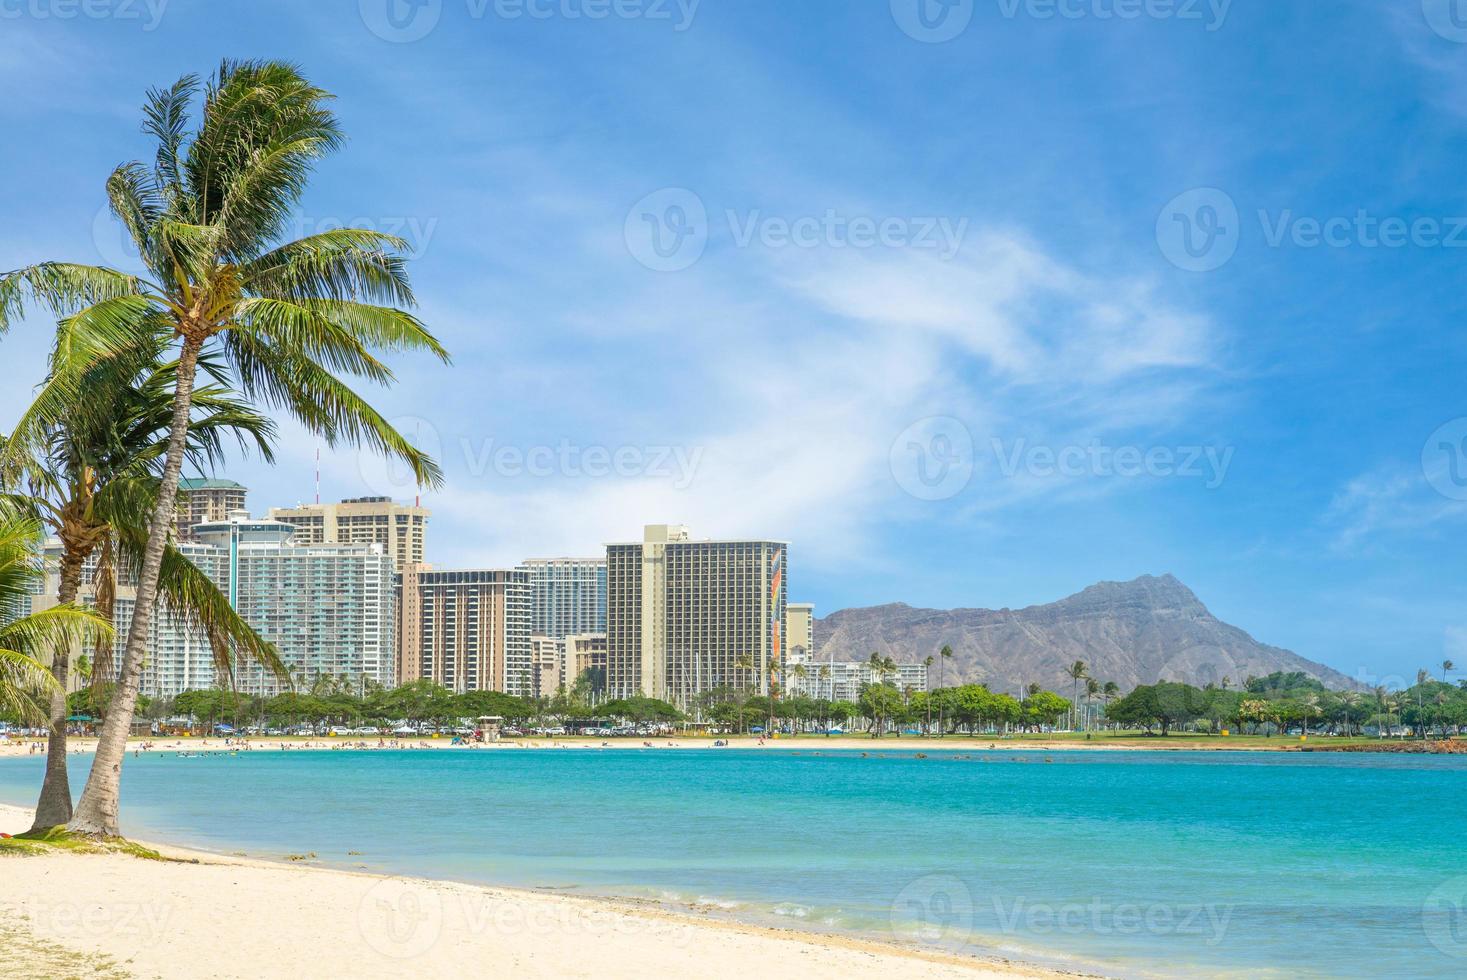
[0,803,1090,980]
[0,733,1307,759]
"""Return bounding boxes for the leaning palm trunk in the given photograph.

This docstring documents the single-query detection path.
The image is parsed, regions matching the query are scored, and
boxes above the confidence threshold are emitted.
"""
[31,539,90,829]
[69,338,200,835]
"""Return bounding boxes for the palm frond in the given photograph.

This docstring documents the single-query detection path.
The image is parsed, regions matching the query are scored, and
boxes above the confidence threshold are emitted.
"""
[226,332,443,487]
[0,263,149,334]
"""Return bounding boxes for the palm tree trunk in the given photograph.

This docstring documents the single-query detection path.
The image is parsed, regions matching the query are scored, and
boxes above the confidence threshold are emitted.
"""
[30,547,86,830]
[69,335,203,837]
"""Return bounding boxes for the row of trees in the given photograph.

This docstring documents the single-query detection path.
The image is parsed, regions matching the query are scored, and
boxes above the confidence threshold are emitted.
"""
[1104,670,1467,737]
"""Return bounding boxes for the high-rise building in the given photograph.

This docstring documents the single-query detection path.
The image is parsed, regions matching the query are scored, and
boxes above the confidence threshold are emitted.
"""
[530,635,564,698]
[193,513,396,696]
[787,602,814,661]
[790,660,929,702]
[32,539,227,697]
[518,558,606,640]
[396,564,533,696]
[606,524,787,708]
[268,496,428,572]
[177,478,247,541]
[565,632,608,695]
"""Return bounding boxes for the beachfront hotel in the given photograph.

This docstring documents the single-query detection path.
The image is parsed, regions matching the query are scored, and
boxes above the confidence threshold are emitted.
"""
[518,557,607,640]
[30,540,228,698]
[193,513,397,696]
[268,495,428,573]
[396,564,534,696]
[176,477,248,542]
[788,658,930,702]
[606,524,788,708]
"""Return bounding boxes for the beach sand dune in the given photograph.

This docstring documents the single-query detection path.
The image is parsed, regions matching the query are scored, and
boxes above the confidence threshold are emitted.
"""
[0,805,1076,980]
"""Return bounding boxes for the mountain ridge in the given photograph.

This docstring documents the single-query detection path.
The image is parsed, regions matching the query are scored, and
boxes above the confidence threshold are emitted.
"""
[811,574,1358,693]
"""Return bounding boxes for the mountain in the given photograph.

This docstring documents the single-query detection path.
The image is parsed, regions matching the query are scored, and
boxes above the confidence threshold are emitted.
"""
[811,574,1358,694]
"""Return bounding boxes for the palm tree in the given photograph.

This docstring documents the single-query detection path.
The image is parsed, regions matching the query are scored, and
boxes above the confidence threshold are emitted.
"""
[1300,693,1320,736]
[734,653,755,734]
[922,655,935,734]
[1443,660,1455,684]
[0,62,449,836]
[1085,677,1100,731]
[1102,681,1119,732]
[937,644,952,737]
[1064,660,1088,731]
[5,343,285,829]
[0,505,110,727]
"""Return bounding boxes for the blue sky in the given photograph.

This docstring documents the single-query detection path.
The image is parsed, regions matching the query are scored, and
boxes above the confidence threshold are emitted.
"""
[2,0,1466,688]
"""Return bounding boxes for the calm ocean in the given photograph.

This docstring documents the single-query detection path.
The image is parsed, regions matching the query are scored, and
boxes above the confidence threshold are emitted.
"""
[1,747,1462,979]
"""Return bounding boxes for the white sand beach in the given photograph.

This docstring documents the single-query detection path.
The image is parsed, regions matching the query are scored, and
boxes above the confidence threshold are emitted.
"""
[0,803,1085,980]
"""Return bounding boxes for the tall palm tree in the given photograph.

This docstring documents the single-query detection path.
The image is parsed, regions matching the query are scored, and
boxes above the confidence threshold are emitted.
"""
[0,505,110,726]
[1443,660,1455,683]
[0,62,448,836]
[1085,677,1100,731]
[734,653,755,734]
[923,655,935,734]
[4,341,282,827]
[938,644,952,737]
[1064,660,1088,731]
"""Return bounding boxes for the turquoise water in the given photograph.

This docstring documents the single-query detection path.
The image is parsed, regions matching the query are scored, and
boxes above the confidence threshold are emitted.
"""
[1,747,1463,978]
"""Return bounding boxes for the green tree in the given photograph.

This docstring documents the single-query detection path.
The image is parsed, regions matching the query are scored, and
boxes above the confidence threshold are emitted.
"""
[0,62,450,836]
[0,506,109,736]
[4,340,282,829]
